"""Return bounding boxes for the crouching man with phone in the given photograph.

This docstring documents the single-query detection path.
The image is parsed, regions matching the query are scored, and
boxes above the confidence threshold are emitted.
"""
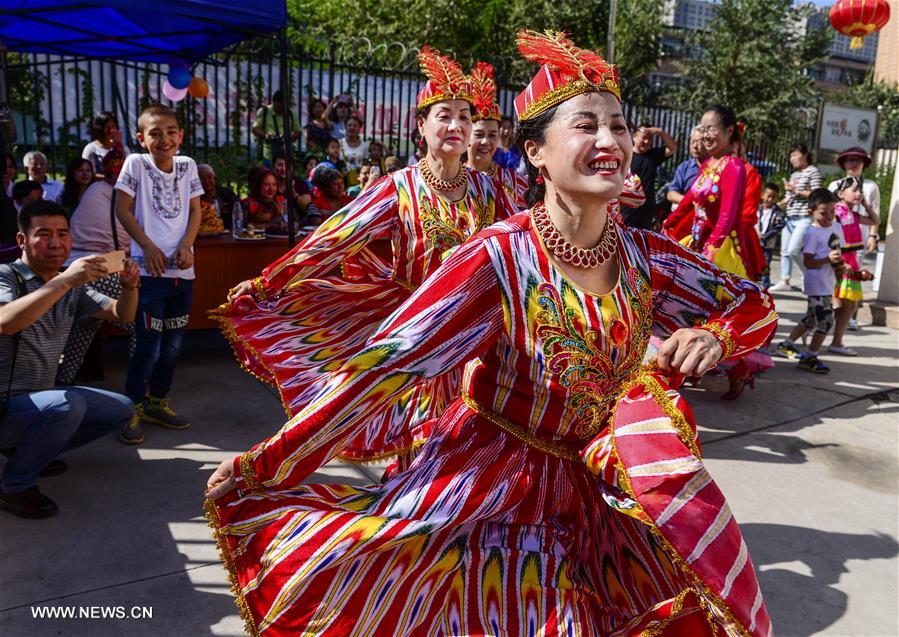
[0,200,138,519]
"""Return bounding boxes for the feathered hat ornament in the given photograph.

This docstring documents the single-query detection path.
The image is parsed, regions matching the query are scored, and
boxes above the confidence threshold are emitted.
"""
[514,29,620,121]
[416,46,473,110]
[470,62,501,122]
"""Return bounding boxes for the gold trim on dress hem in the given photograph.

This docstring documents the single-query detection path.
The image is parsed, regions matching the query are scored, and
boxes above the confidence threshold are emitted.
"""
[609,372,750,637]
[204,499,261,637]
[208,303,292,415]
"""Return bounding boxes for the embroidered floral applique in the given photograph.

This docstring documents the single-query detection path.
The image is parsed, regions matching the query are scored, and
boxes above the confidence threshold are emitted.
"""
[419,194,493,255]
[534,269,653,437]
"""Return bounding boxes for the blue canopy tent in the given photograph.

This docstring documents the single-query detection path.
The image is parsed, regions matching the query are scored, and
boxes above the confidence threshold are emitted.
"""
[0,0,287,64]
[0,0,301,243]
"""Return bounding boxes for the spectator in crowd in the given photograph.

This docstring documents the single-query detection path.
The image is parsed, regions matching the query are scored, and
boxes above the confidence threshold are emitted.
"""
[828,176,879,356]
[757,182,786,289]
[198,164,239,231]
[318,138,347,176]
[271,152,311,220]
[0,180,16,248]
[0,200,139,518]
[828,147,879,332]
[61,158,95,213]
[384,155,403,173]
[244,169,287,233]
[347,164,384,197]
[303,98,330,153]
[776,188,843,373]
[307,166,352,224]
[247,164,267,196]
[12,180,43,213]
[665,105,771,400]
[323,94,356,141]
[301,155,318,190]
[23,151,63,204]
[770,143,822,291]
[622,122,677,229]
[81,111,129,177]
[114,104,203,445]
[58,150,133,385]
[4,153,17,199]
[666,126,706,209]
[252,90,301,165]
[407,129,425,166]
[829,147,879,256]
[494,114,520,169]
[341,116,369,186]
[367,140,387,173]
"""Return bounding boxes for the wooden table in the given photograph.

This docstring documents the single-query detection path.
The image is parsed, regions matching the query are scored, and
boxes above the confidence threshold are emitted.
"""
[189,234,291,329]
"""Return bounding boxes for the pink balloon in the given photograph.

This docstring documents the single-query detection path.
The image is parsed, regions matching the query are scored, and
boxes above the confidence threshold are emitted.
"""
[162,80,188,102]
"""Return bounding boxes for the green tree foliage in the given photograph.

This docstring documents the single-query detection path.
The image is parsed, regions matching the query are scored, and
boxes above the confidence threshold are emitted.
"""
[674,0,831,140]
[285,0,664,103]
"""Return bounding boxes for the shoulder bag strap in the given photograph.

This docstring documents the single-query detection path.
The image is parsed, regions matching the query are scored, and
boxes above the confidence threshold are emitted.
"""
[4,267,26,403]
[110,188,120,251]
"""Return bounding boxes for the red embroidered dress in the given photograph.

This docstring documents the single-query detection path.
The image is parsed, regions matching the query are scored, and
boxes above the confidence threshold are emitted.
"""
[496,166,528,209]
[208,213,777,636]
[214,166,514,461]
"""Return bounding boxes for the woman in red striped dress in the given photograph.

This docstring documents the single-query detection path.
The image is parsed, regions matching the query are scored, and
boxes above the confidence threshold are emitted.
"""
[466,62,529,209]
[207,30,776,637]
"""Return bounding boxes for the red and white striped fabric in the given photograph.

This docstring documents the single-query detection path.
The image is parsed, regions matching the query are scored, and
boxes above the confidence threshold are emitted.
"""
[210,212,777,636]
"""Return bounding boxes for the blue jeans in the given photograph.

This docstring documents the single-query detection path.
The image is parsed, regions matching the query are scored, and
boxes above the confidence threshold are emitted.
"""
[780,215,812,281]
[0,387,134,493]
[762,248,776,288]
[125,277,192,404]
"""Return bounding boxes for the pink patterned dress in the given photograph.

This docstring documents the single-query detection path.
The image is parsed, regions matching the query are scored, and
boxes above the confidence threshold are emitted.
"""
[664,155,750,277]
[208,212,777,636]
[833,202,865,301]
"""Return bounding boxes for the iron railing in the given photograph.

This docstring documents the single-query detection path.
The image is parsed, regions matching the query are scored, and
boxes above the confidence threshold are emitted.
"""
[5,42,893,200]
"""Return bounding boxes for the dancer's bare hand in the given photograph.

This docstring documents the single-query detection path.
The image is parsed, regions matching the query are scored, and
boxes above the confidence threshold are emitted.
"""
[227,279,255,301]
[656,328,723,377]
[206,457,238,499]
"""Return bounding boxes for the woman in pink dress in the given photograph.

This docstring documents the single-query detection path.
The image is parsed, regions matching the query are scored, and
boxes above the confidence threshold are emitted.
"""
[206,31,776,636]
[663,107,771,400]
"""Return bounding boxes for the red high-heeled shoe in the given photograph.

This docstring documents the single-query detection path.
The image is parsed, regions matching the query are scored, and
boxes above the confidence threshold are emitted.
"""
[721,374,755,401]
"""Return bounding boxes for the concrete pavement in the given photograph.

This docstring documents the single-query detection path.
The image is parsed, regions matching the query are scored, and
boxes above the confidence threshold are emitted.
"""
[0,278,896,636]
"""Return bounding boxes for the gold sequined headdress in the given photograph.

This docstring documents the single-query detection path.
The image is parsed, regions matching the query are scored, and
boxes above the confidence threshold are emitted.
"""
[416,46,473,110]
[470,62,501,122]
[514,29,621,121]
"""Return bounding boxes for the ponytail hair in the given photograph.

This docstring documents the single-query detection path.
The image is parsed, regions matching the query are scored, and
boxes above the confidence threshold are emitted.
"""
[514,104,559,207]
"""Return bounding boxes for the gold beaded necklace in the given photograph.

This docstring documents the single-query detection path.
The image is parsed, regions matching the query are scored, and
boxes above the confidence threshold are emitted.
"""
[532,202,618,269]
[420,157,468,192]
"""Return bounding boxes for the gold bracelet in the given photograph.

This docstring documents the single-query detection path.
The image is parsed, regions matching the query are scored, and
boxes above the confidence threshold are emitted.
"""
[697,321,736,360]
[121,281,141,291]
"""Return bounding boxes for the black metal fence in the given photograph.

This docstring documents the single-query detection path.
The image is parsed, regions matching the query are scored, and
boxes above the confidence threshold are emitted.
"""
[2,46,884,194]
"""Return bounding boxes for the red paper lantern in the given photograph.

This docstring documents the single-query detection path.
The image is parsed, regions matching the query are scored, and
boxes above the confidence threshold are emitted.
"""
[829,0,891,50]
